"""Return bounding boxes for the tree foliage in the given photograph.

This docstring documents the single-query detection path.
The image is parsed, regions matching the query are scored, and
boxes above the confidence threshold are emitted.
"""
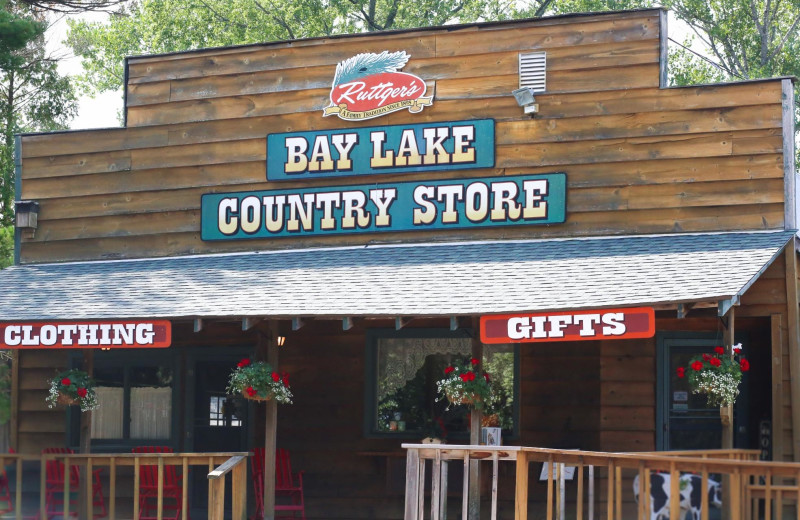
[0,225,12,269]
[0,3,78,228]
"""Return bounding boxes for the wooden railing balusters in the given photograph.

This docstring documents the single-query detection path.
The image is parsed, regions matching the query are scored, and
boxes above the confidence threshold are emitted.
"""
[403,448,420,520]
[546,454,554,520]
[515,450,528,520]
[588,464,595,520]
[576,462,584,520]
[614,465,622,520]
[133,457,140,520]
[606,461,614,520]
[461,452,469,520]
[417,456,426,520]
[14,456,21,520]
[109,456,116,520]
[62,455,69,520]
[668,462,679,520]
[157,456,165,520]
[182,457,189,520]
[491,451,499,520]
[431,449,441,520]
[766,468,773,520]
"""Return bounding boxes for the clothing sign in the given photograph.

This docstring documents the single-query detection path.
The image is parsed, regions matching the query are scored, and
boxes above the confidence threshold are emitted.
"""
[201,173,566,241]
[0,320,172,349]
[267,119,494,181]
[480,307,655,344]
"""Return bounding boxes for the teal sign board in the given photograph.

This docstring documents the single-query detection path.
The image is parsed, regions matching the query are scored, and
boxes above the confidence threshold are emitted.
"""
[201,173,566,241]
[266,119,495,181]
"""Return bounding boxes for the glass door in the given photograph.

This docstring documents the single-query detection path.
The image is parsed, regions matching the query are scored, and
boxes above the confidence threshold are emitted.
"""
[657,334,747,450]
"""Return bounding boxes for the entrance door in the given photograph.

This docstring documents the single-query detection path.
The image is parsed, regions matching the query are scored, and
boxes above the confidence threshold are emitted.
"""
[186,353,252,517]
[657,334,748,450]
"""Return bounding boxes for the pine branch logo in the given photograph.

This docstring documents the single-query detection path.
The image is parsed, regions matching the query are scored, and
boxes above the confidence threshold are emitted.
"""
[323,51,433,121]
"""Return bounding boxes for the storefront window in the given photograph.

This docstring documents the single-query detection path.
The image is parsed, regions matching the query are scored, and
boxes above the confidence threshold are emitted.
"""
[79,357,175,445]
[368,330,517,439]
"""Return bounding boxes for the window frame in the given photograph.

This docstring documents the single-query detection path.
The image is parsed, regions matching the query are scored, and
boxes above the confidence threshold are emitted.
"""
[67,350,180,451]
[363,328,520,440]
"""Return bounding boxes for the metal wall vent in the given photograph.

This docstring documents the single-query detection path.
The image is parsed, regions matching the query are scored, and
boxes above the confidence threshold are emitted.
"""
[519,51,546,92]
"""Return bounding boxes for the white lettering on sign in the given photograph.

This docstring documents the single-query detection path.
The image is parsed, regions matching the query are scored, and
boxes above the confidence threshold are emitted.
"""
[1,323,160,348]
[507,312,628,341]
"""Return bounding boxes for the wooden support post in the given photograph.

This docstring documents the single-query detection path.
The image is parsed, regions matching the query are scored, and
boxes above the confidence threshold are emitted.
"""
[722,307,735,450]
[772,314,785,462]
[404,449,420,520]
[233,458,247,520]
[291,317,304,331]
[469,321,483,520]
[79,350,94,518]
[514,451,528,520]
[722,307,735,520]
[193,319,203,332]
[785,245,800,461]
[263,324,279,520]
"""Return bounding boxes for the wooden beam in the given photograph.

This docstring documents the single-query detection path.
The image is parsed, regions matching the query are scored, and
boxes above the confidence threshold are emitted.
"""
[395,317,412,330]
[469,317,483,520]
[450,316,459,331]
[785,245,800,461]
[343,317,354,331]
[722,307,735,450]
[263,323,279,520]
[193,319,203,333]
[771,314,785,462]
[242,317,262,331]
[676,303,696,319]
[291,317,304,331]
[9,351,18,451]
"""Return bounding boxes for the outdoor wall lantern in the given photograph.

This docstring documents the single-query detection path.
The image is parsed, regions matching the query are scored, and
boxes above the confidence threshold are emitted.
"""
[512,87,539,115]
[15,200,39,239]
[276,335,286,347]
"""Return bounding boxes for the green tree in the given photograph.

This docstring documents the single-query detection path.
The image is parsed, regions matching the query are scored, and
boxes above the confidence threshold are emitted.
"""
[0,225,12,269]
[66,0,511,95]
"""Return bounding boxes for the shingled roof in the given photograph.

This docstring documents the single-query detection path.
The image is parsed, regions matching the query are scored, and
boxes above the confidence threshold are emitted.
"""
[0,231,794,321]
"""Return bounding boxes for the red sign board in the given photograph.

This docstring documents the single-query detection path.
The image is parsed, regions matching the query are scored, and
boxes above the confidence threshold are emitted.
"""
[480,307,655,344]
[0,320,172,349]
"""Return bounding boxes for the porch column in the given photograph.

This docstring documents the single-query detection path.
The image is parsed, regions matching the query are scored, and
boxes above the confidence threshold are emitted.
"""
[260,323,279,520]
[469,319,483,520]
[722,307,734,450]
[78,350,93,518]
[785,244,800,461]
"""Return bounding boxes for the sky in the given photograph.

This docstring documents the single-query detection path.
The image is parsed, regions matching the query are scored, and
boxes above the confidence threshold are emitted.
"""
[46,9,696,131]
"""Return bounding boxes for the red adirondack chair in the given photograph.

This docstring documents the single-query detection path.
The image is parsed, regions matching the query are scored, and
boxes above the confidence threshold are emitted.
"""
[0,448,15,515]
[42,447,107,519]
[131,446,186,520]
[252,448,305,519]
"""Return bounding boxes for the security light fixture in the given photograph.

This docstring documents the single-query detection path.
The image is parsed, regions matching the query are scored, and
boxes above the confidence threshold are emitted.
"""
[277,335,286,347]
[15,200,39,238]
[512,87,539,115]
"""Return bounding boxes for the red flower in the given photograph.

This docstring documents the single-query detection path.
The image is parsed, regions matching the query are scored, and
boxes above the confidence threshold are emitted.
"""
[444,366,455,374]
[459,373,469,382]
[702,354,710,361]
[715,346,725,355]
[467,372,476,381]
[710,358,721,367]
[237,358,251,368]
[61,378,71,386]
[271,372,280,382]
[484,373,490,382]
[245,386,257,397]
[676,367,685,379]
[76,388,87,398]
[691,361,704,371]
[470,358,479,366]
[740,358,750,372]
[282,372,290,386]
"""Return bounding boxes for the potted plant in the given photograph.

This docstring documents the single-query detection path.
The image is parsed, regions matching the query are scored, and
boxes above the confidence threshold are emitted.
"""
[436,357,492,410]
[676,343,750,423]
[226,358,293,404]
[46,368,99,412]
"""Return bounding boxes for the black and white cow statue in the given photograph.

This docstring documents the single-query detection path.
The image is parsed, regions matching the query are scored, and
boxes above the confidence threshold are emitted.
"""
[633,472,722,520]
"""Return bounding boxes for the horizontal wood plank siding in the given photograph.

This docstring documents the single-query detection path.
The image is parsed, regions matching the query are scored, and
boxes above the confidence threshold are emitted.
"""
[17,10,790,263]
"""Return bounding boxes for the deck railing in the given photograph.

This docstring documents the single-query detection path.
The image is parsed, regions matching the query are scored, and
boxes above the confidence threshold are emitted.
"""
[402,444,800,520]
[0,451,249,520]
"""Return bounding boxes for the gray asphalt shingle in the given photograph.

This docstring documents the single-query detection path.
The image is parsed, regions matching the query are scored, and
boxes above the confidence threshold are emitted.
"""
[0,231,794,320]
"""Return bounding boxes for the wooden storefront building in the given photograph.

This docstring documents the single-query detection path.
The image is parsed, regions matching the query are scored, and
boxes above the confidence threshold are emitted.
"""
[1,7,799,519]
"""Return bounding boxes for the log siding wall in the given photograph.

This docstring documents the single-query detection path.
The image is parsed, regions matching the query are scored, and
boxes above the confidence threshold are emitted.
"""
[16,10,790,264]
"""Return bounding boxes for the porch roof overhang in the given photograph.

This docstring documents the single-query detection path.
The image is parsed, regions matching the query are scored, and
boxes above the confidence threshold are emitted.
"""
[0,230,795,322]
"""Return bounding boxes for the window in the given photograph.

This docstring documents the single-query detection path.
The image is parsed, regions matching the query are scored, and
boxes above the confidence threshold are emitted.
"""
[70,353,177,447]
[366,330,518,439]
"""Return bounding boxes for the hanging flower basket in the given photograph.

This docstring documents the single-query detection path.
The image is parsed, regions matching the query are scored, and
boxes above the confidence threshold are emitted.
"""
[46,369,99,412]
[226,359,293,404]
[436,358,492,411]
[676,343,750,408]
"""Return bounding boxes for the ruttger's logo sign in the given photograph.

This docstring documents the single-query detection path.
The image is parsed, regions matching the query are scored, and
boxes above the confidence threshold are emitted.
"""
[0,320,172,349]
[323,51,433,120]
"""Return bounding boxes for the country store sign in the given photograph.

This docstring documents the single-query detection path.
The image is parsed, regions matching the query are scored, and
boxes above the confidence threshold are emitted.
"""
[202,119,567,240]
